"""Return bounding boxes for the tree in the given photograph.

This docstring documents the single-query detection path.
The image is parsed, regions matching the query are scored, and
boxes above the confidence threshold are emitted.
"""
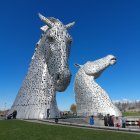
[70,104,77,114]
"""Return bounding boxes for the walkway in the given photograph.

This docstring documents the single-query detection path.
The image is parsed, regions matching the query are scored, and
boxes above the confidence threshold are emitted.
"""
[23,119,140,135]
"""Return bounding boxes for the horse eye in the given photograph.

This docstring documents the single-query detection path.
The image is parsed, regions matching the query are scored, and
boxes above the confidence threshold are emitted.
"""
[47,36,55,42]
[67,39,72,45]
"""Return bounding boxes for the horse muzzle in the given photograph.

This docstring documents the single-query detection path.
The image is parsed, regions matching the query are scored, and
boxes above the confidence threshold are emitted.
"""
[55,71,71,92]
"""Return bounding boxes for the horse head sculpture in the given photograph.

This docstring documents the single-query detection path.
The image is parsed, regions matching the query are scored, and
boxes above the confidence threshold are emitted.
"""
[82,55,116,78]
[74,55,121,117]
[39,13,74,91]
[9,14,75,119]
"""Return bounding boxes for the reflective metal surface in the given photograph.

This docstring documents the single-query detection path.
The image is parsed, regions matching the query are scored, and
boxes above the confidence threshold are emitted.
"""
[74,55,122,117]
[9,14,75,119]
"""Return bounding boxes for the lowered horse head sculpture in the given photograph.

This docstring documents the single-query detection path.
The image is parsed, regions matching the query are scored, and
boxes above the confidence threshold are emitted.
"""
[9,13,75,119]
[74,55,122,117]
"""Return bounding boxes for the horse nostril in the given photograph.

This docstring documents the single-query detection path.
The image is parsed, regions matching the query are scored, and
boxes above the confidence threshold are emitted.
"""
[111,58,116,61]
[57,74,60,80]
[56,74,60,81]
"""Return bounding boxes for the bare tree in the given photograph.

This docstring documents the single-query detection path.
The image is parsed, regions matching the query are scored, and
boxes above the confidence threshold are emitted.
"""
[70,104,77,114]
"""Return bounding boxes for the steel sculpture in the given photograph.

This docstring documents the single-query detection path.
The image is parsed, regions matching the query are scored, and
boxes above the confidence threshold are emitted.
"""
[74,55,122,117]
[9,13,75,119]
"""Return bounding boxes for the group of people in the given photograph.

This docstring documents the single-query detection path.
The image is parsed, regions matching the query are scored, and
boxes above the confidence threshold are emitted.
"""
[5,110,140,129]
[104,114,126,128]
[89,114,125,127]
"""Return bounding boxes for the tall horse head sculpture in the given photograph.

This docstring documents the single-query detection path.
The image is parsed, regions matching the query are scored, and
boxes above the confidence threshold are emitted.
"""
[39,14,74,91]
[9,13,75,119]
[74,55,122,117]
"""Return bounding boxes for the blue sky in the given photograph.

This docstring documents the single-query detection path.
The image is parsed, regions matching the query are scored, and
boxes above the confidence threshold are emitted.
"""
[0,0,140,110]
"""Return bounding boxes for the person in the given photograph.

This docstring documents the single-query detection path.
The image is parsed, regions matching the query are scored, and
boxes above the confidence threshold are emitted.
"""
[98,113,102,120]
[55,116,59,123]
[104,116,108,126]
[107,114,110,126]
[122,116,126,128]
[7,113,13,119]
[138,119,140,129]
[115,117,121,128]
[108,115,114,127]
[13,110,17,119]
[89,115,94,125]
[47,109,50,119]
[112,115,115,127]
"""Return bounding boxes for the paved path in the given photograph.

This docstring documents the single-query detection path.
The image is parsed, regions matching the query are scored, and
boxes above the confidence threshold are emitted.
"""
[23,119,140,135]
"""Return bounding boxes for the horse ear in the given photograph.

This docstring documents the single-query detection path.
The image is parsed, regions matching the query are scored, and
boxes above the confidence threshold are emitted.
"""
[65,22,75,29]
[74,63,82,68]
[38,13,53,28]
[40,25,49,32]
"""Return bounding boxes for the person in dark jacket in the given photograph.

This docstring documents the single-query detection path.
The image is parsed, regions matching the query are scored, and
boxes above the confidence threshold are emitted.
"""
[13,110,17,119]
[108,115,114,127]
[7,113,13,119]
[55,116,59,123]
[104,116,108,126]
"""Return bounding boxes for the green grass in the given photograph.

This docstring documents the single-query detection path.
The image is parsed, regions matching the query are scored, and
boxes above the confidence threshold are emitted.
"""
[122,112,140,117]
[0,120,139,140]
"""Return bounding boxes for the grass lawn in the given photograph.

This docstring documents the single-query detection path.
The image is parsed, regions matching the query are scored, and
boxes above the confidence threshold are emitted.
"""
[0,120,140,140]
[122,112,140,117]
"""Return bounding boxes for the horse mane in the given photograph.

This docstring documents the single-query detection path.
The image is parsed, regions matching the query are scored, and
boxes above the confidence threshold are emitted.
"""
[48,17,60,24]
